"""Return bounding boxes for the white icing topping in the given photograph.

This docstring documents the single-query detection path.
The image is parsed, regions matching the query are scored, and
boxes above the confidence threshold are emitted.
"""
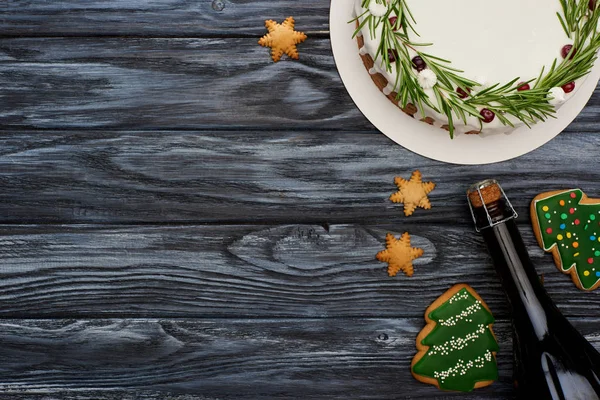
[368,0,389,17]
[473,75,488,89]
[473,75,489,88]
[354,0,588,135]
[417,69,438,89]
[383,83,394,95]
[548,87,566,106]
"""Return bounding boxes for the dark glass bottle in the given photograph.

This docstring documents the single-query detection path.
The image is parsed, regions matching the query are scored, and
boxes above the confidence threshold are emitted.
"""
[467,179,600,400]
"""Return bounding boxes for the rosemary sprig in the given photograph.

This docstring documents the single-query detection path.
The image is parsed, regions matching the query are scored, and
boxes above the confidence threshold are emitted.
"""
[352,0,600,138]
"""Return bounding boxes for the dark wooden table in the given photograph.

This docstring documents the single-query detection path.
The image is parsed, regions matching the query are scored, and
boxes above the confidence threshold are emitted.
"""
[1,1,600,399]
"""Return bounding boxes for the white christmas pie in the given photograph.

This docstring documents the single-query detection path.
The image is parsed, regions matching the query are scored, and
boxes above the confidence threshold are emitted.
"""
[353,0,600,137]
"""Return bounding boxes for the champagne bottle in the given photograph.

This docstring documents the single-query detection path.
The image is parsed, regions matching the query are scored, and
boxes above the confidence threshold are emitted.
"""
[467,179,600,400]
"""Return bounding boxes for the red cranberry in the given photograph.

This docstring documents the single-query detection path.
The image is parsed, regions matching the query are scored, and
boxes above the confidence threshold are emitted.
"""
[411,56,427,72]
[517,82,531,91]
[456,87,471,99]
[561,45,576,60]
[480,108,495,123]
[590,0,597,10]
[387,49,399,63]
[562,81,576,93]
[388,16,401,30]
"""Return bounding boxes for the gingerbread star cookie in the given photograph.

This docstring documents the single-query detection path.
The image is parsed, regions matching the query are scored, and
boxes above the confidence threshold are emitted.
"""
[390,170,436,216]
[376,232,424,277]
[258,17,307,62]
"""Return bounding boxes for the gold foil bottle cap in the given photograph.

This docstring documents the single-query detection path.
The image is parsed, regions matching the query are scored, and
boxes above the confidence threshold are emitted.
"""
[467,179,517,231]
[467,179,503,208]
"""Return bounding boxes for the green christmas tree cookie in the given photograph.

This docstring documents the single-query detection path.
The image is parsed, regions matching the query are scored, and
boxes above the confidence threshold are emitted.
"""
[411,284,499,392]
[531,189,600,291]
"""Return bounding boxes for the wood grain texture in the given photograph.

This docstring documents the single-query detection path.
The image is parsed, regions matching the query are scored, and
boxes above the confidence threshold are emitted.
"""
[2,316,594,399]
[1,37,599,130]
[0,394,208,400]
[3,2,600,398]
[0,38,361,130]
[0,223,595,319]
[1,130,600,224]
[1,1,330,37]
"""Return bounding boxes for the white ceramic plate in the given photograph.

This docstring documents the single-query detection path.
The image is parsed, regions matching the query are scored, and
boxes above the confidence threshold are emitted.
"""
[330,0,600,165]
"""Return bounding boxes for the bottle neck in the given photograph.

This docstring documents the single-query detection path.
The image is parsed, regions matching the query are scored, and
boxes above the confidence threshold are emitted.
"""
[473,198,556,338]
[469,182,600,400]
[481,219,554,338]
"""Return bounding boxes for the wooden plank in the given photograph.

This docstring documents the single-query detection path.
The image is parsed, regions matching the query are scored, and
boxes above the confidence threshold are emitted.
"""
[0,393,207,400]
[0,37,365,130]
[0,317,559,398]
[0,317,598,398]
[1,1,330,37]
[1,37,600,130]
[1,130,600,224]
[0,223,595,319]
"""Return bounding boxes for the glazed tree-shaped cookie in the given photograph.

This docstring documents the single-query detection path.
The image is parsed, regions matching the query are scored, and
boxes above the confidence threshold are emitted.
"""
[390,170,436,216]
[531,189,600,290]
[412,284,499,392]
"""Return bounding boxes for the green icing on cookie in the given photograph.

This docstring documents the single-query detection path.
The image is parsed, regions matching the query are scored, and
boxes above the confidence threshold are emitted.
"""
[412,288,498,392]
[534,189,600,290]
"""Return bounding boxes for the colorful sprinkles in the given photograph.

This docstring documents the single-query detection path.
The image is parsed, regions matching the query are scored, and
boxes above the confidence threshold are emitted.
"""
[535,189,600,290]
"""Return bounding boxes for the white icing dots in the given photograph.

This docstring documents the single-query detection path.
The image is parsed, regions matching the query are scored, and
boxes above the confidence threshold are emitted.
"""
[419,289,497,385]
[448,290,469,304]
[433,350,494,383]
[439,297,483,327]
[428,324,487,356]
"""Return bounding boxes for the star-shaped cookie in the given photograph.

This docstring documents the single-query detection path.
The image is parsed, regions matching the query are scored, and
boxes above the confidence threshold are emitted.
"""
[258,17,307,62]
[390,170,436,216]
[376,232,424,277]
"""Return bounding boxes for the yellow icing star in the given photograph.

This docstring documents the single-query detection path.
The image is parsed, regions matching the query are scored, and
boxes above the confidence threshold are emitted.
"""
[258,17,307,62]
[376,232,424,277]
[390,170,436,216]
